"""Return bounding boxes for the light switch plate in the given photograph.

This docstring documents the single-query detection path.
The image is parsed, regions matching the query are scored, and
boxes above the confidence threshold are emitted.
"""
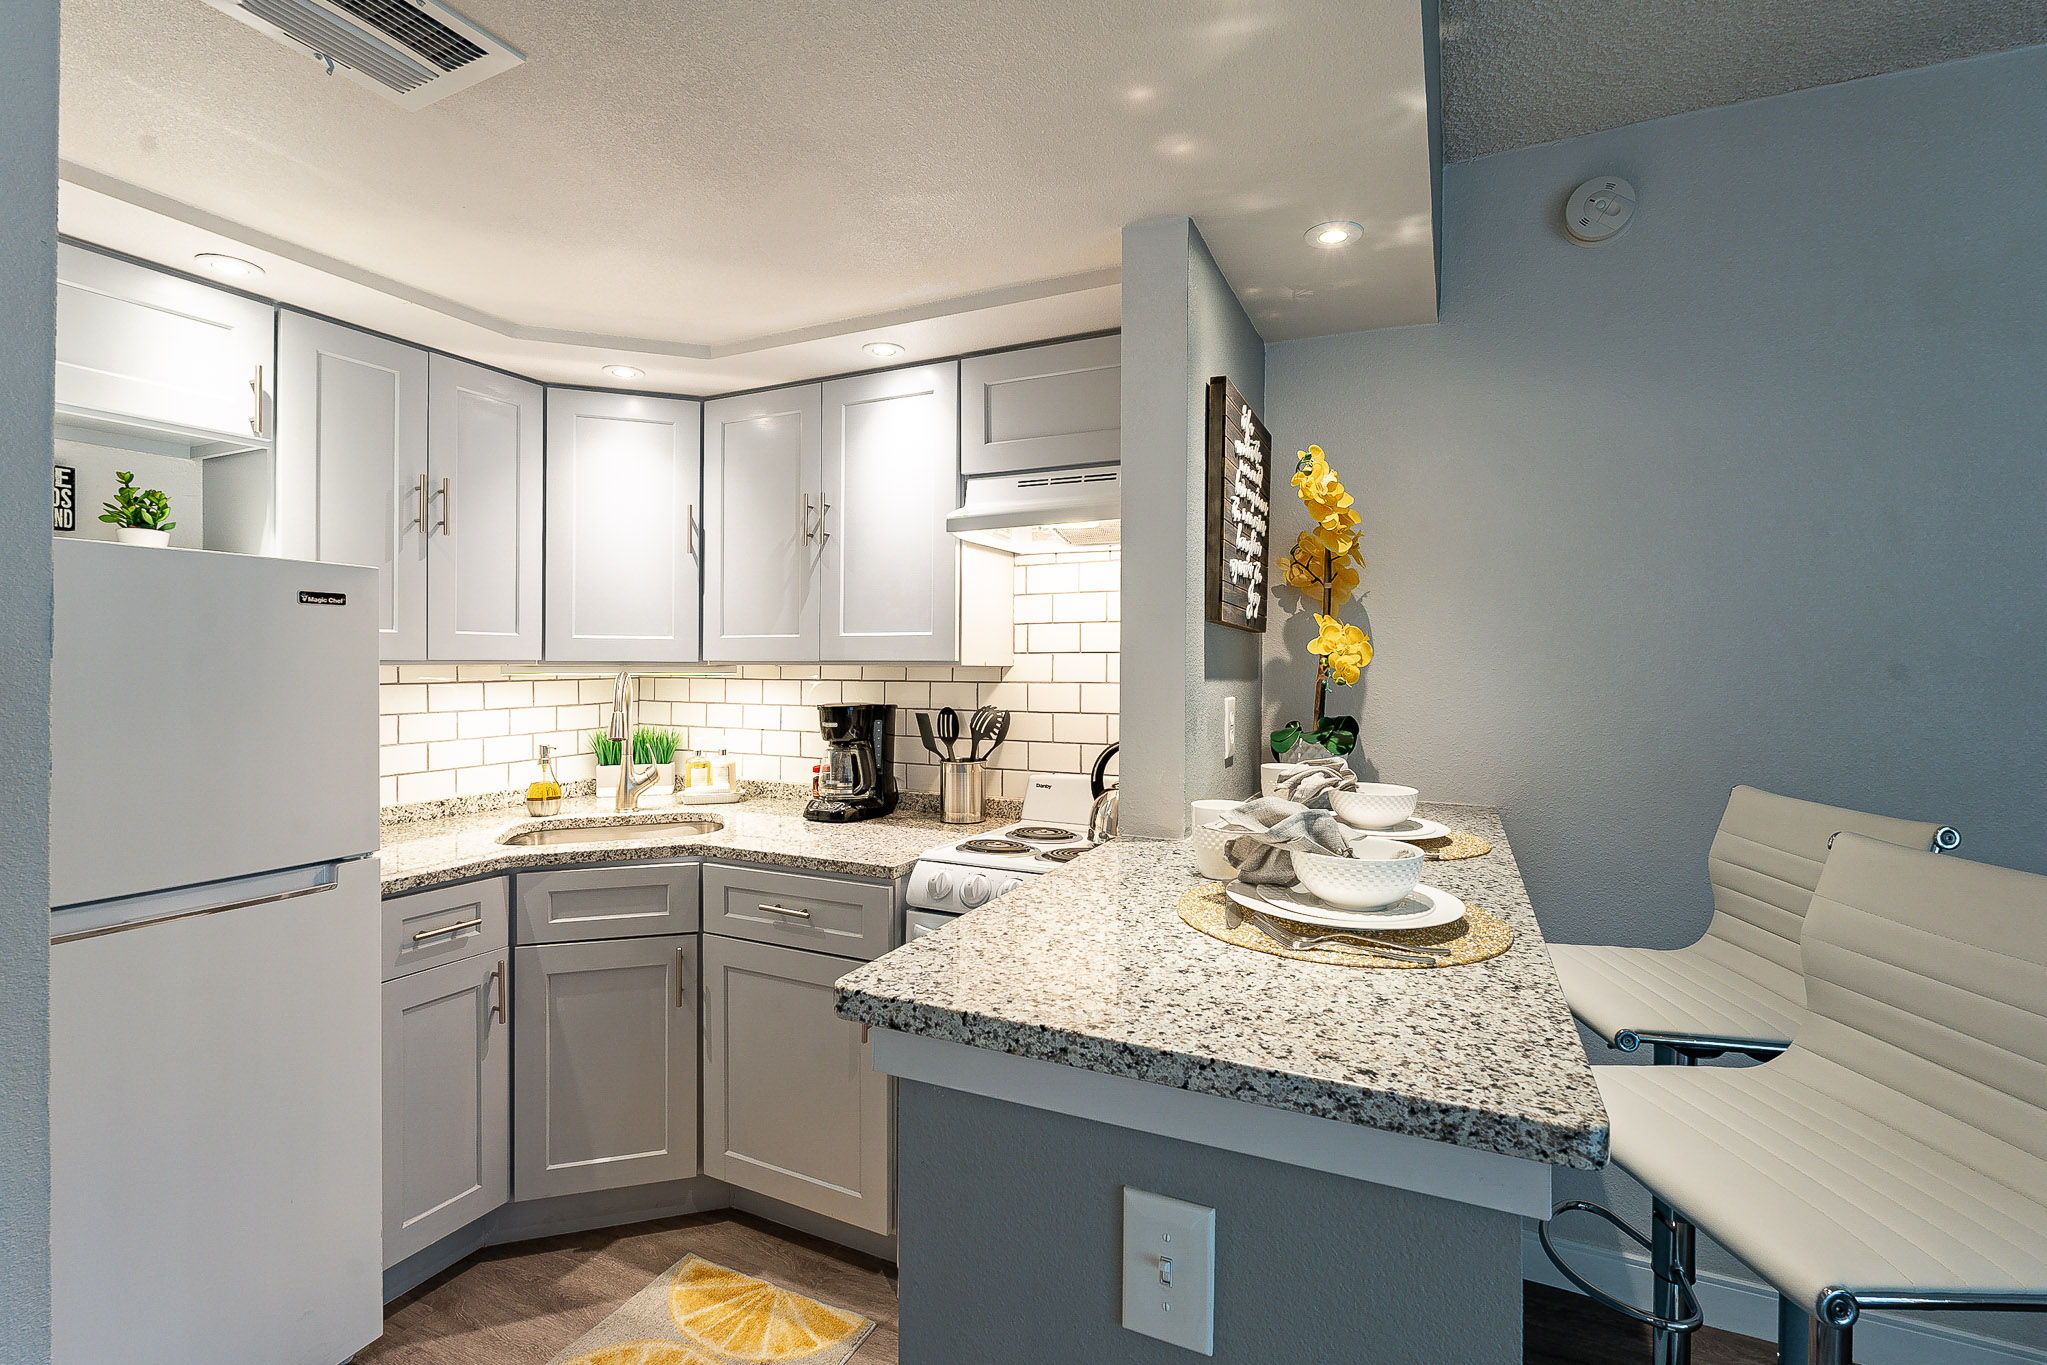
[1122,1187,1216,1354]
[1222,696,1237,766]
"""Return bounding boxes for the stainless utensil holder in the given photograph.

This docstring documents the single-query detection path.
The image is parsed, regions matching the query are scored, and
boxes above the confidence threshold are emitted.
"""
[940,761,985,824]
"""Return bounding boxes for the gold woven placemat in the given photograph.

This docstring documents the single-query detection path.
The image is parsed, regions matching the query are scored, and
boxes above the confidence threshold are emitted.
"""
[1413,828,1492,860]
[1176,883,1514,969]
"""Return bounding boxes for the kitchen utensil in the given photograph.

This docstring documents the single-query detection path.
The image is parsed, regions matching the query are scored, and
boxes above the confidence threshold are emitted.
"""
[1328,784,1421,830]
[940,761,985,824]
[967,706,1009,761]
[1230,880,1469,932]
[936,706,960,760]
[1238,908,1445,963]
[915,709,943,759]
[1291,837,1426,909]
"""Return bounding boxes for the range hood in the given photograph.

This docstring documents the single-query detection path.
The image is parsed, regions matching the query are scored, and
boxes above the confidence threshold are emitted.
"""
[947,465,1121,554]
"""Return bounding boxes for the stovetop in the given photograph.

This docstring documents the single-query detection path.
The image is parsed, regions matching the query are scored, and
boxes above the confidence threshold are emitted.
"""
[923,821,1094,871]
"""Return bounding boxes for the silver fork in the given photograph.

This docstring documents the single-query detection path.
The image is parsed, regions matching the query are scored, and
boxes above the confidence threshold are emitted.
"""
[1240,908,1448,963]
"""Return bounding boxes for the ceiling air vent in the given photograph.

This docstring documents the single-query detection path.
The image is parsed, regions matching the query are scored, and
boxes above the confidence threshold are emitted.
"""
[197,0,524,109]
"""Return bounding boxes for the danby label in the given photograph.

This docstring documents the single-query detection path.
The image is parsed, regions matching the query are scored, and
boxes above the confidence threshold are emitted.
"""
[298,591,348,606]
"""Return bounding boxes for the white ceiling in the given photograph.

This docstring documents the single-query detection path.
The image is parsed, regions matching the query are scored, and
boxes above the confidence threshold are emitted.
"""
[1439,0,2047,161]
[59,0,1437,392]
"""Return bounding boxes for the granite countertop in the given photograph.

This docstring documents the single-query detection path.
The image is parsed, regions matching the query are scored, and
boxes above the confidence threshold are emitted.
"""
[377,795,1004,896]
[834,803,1609,1169]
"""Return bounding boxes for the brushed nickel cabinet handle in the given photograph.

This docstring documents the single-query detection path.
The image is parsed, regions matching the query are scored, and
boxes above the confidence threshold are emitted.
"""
[249,364,265,436]
[800,492,817,544]
[676,947,688,1007]
[687,502,699,560]
[488,959,506,1023]
[756,902,812,919]
[412,916,484,942]
[435,477,452,535]
[410,474,431,531]
[816,497,832,548]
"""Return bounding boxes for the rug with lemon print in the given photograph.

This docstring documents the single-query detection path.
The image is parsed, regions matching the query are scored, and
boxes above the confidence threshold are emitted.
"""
[547,1255,874,1365]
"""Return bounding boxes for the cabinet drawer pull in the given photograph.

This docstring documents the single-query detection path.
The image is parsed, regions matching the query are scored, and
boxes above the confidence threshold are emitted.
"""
[489,958,506,1023]
[755,901,813,919]
[434,477,453,535]
[412,916,485,941]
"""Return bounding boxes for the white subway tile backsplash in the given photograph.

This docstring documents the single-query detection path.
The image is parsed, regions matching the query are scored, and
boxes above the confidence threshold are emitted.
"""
[377,550,1121,806]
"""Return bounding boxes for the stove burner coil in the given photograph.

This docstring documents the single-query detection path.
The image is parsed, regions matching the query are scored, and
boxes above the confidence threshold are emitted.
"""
[1038,846,1088,863]
[1010,825,1078,842]
[957,838,1032,855]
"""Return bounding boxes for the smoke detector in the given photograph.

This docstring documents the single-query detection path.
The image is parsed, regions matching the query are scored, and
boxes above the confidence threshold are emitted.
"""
[197,0,525,109]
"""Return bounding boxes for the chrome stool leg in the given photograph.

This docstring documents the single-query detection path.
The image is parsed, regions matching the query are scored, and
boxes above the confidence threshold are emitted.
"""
[1809,1318,1852,1365]
[1775,1295,1810,1364]
[1651,1195,1697,1365]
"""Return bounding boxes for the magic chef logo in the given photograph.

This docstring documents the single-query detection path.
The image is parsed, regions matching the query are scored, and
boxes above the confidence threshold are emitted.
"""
[298,590,348,606]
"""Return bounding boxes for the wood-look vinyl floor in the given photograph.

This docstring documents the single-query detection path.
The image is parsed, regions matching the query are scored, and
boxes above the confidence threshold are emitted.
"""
[360,1211,1776,1364]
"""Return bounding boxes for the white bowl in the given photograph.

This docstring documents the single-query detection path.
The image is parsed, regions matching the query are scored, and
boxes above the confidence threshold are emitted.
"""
[1258,764,1292,797]
[1291,838,1425,910]
[1188,825,1242,881]
[1328,783,1420,830]
[1190,799,1240,831]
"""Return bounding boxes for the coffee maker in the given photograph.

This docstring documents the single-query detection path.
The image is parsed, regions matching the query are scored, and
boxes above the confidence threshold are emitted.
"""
[804,703,899,823]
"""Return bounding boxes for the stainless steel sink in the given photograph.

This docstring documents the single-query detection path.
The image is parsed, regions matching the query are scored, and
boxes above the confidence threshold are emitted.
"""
[498,817,723,847]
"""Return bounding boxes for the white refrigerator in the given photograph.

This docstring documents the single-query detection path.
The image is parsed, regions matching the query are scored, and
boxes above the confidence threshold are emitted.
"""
[49,539,383,1365]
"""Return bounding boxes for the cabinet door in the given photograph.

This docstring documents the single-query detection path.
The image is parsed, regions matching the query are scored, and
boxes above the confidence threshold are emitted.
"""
[427,356,543,660]
[819,364,960,662]
[959,334,1121,476]
[383,953,509,1267]
[702,384,821,661]
[276,312,431,659]
[55,243,274,440]
[514,863,700,945]
[512,936,699,1200]
[544,389,702,663]
[701,934,893,1234]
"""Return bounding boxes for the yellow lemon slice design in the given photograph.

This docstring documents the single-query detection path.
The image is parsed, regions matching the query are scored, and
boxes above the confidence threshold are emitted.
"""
[668,1258,865,1361]
[564,1341,716,1365]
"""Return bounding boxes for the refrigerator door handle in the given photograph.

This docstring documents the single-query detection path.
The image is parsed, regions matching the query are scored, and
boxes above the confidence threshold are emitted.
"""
[51,880,337,945]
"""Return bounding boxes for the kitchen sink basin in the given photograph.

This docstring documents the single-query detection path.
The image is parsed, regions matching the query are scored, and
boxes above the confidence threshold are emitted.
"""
[499,816,723,847]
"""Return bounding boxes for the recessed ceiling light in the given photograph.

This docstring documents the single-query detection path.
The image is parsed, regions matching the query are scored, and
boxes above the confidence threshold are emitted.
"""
[862,342,904,359]
[194,252,264,279]
[1306,221,1364,248]
[603,364,645,381]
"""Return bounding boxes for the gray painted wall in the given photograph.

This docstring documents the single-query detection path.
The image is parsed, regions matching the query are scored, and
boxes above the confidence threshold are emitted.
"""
[1119,216,1267,840]
[895,1080,1521,1364]
[1264,45,2047,1351]
[0,2,58,1359]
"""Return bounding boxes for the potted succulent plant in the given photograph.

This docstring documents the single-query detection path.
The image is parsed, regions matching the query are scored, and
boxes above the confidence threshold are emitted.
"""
[98,471,176,547]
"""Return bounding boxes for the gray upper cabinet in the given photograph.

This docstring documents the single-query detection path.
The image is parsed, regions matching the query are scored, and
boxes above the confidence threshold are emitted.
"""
[276,312,431,660]
[703,383,823,662]
[701,933,894,1235]
[959,333,1121,475]
[427,356,544,661]
[512,935,700,1201]
[818,364,961,662]
[55,243,274,445]
[382,951,509,1267]
[544,389,703,663]
[514,863,700,945]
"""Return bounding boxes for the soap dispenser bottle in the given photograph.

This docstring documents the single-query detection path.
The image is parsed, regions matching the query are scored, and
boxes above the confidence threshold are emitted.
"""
[526,744,564,816]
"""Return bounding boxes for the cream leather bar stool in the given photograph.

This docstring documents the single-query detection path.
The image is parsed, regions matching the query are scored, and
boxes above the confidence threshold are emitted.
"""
[1582,834,2047,1365]
[1550,785,1957,1064]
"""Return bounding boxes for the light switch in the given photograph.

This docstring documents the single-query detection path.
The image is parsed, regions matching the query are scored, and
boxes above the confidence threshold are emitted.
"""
[1122,1187,1216,1354]
[1222,696,1237,766]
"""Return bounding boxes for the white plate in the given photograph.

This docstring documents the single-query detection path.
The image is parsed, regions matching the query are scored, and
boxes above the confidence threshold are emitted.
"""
[1343,815,1451,843]
[1225,881,1467,931]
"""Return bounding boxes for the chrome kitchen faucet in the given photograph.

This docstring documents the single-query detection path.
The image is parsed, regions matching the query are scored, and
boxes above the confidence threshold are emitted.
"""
[609,670,662,812]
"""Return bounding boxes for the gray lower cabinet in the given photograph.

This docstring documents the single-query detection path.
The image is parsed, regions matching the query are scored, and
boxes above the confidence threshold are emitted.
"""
[512,935,700,1200]
[701,933,894,1235]
[515,862,700,944]
[382,951,510,1267]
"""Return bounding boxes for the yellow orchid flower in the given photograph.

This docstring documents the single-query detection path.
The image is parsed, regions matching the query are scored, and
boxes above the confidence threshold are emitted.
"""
[1306,614,1373,686]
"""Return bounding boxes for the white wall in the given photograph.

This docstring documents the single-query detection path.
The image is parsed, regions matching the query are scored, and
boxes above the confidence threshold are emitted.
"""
[1120,216,1267,838]
[1264,45,2047,1356]
[0,2,58,1358]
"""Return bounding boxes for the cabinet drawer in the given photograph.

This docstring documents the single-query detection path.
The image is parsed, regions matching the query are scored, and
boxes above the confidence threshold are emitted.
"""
[514,863,700,943]
[702,863,898,960]
[382,879,509,981]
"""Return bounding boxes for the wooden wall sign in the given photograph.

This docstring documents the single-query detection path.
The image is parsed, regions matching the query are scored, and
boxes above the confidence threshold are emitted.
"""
[1203,376,1272,632]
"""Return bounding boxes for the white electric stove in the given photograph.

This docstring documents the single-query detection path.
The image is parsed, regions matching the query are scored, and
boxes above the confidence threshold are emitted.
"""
[906,772,1099,937]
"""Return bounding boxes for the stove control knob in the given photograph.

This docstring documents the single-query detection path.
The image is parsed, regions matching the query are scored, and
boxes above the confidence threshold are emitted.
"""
[925,870,952,901]
[961,873,992,908]
[997,875,1026,898]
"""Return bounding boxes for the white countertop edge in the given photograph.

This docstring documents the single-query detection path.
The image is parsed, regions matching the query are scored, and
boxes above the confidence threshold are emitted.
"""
[870,1027,1557,1219]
